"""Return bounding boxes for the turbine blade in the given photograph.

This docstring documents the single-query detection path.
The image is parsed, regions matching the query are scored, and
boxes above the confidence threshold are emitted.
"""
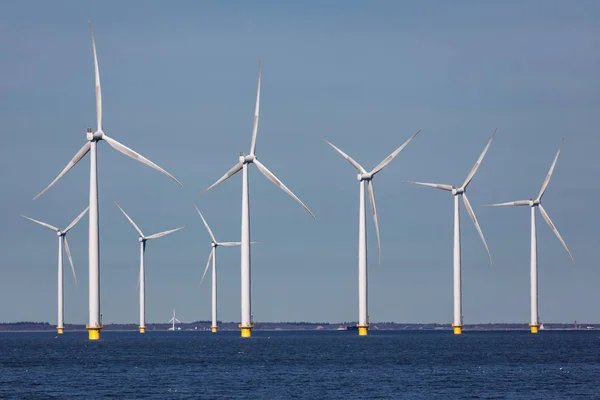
[483,200,530,207]
[537,139,564,201]
[103,135,182,186]
[219,242,241,246]
[114,201,144,237]
[34,142,91,200]
[370,128,421,176]
[146,226,186,240]
[254,158,316,219]
[538,204,574,264]
[199,162,243,196]
[63,236,77,286]
[402,180,453,191]
[462,129,496,189]
[321,137,366,173]
[194,205,216,242]
[175,318,181,323]
[462,193,492,265]
[199,249,213,287]
[88,21,102,132]
[367,180,381,264]
[63,207,89,233]
[249,61,261,156]
[21,215,59,232]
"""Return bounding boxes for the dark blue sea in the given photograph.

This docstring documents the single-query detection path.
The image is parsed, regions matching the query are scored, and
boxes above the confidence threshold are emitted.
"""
[1,330,599,399]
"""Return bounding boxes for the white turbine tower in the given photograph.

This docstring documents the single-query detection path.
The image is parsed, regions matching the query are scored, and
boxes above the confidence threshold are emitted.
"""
[321,129,421,336]
[168,309,181,331]
[404,130,496,334]
[21,207,88,334]
[114,202,185,334]
[199,62,315,338]
[195,205,241,333]
[485,139,574,333]
[33,22,182,340]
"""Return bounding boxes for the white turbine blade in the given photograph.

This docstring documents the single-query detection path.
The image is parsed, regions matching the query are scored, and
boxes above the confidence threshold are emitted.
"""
[114,201,144,237]
[402,180,453,191]
[249,61,261,156]
[199,249,213,287]
[21,215,59,232]
[537,139,564,201]
[370,128,421,176]
[146,226,186,240]
[63,236,78,286]
[254,158,316,219]
[219,242,241,246]
[320,137,366,173]
[175,318,181,323]
[88,21,102,132]
[462,129,497,189]
[63,207,89,234]
[102,135,182,186]
[33,142,91,200]
[462,193,492,265]
[483,200,530,207]
[538,204,574,264]
[194,205,216,242]
[199,162,243,196]
[367,180,381,264]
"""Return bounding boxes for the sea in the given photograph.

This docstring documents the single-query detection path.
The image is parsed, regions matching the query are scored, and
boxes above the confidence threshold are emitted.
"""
[0,330,599,399]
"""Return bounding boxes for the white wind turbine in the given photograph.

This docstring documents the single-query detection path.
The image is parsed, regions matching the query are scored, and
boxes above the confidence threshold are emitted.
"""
[404,130,496,335]
[21,208,88,334]
[114,202,185,334]
[195,205,241,333]
[199,62,315,338]
[33,22,181,340]
[321,129,421,336]
[168,309,181,331]
[485,139,573,333]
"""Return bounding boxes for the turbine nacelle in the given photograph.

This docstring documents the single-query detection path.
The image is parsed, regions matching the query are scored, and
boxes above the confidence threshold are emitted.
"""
[531,199,539,207]
[139,237,145,243]
[357,172,372,181]
[239,154,255,164]
[211,241,217,248]
[452,186,464,195]
[86,127,103,141]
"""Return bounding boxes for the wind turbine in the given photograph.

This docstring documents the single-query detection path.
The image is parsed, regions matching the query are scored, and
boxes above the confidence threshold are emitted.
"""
[21,207,88,334]
[199,62,315,338]
[404,130,496,335]
[195,205,241,333]
[114,202,185,333]
[485,139,573,333]
[33,22,182,340]
[168,309,181,331]
[321,129,421,336]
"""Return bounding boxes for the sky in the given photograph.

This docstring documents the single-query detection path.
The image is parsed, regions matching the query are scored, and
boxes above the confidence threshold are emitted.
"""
[1,1,599,325]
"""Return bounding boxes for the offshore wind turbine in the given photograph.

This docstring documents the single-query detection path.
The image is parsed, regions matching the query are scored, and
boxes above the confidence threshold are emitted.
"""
[115,202,185,334]
[485,140,573,333]
[195,205,241,333]
[321,129,421,336]
[33,22,182,340]
[21,207,88,334]
[404,130,496,334]
[168,309,181,331]
[199,62,315,338]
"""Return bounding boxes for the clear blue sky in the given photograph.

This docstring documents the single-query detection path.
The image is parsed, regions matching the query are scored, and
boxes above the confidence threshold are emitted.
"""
[1,1,599,325]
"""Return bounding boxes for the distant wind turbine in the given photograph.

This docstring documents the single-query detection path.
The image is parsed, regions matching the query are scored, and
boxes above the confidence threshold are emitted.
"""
[321,129,421,336]
[198,62,315,338]
[485,139,573,333]
[168,309,181,331]
[404,130,496,335]
[114,202,185,334]
[21,207,88,334]
[33,22,182,340]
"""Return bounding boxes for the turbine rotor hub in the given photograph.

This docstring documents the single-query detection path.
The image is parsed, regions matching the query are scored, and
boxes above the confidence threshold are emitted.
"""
[241,154,255,164]
[211,242,217,248]
[86,127,103,141]
[139,237,145,242]
[357,173,372,181]
[452,187,464,195]
[57,231,63,237]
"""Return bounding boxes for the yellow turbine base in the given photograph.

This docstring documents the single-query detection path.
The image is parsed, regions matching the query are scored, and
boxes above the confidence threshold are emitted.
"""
[239,324,254,338]
[530,324,539,334]
[211,326,218,333]
[139,327,146,334]
[357,324,369,336]
[87,325,103,340]
[453,325,463,335]
[57,327,64,334]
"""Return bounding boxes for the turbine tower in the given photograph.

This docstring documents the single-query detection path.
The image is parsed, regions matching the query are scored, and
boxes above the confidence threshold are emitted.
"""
[33,22,182,340]
[115,202,185,334]
[21,207,88,334]
[485,139,573,333]
[195,205,242,333]
[404,130,496,334]
[321,129,421,336]
[199,62,315,337]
